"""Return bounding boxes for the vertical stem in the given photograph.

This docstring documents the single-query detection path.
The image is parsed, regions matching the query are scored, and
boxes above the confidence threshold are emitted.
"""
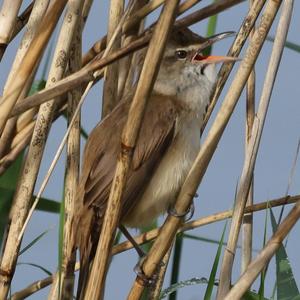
[48,5,83,300]
[118,0,148,99]
[241,0,255,273]
[0,0,67,136]
[150,244,173,300]
[0,0,50,159]
[0,0,22,60]
[102,0,124,117]
[169,234,183,300]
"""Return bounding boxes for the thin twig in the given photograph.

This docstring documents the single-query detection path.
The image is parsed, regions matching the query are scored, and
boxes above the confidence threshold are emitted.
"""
[241,0,256,273]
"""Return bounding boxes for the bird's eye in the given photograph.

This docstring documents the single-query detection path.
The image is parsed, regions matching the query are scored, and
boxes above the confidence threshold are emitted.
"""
[175,50,187,59]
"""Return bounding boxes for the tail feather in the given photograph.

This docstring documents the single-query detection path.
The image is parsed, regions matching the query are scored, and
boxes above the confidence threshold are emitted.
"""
[75,207,95,300]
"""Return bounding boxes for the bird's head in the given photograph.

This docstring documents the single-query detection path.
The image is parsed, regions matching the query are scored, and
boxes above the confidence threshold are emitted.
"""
[153,27,237,100]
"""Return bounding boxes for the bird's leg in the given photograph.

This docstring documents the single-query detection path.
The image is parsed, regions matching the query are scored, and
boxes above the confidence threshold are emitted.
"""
[168,192,198,222]
[168,198,195,222]
[119,225,146,258]
[118,225,162,287]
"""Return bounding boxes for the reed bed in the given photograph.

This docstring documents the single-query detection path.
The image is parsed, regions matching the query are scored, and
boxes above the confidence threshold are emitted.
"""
[0,0,299,299]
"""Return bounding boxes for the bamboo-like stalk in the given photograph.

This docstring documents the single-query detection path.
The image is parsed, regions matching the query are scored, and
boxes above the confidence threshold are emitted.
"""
[149,244,173,300]
[0,0,67,137]
[0,1,75,298]
[9,194,300,300]
[9,2,35,44]
[225,204,300,299]
[0,0,22,61]
[102,0,124,117]
[83,0,242,65]
[122,0,202,33]
[9,33,150,118]
[0,0,50,159]
[202,0,266,133]
[118,0,147,100]
[0,101,66,176]
[83,2,180,299]
[217,0,289,297]
[47,4,83,299]
[241,0,255,273]
[11,275,54,300]
[128,0,281,298]
[176,0,242,28]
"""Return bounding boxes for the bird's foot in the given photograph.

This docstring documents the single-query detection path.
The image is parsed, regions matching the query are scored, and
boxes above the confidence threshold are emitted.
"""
[168,199,195,222]
[134,256,164,287]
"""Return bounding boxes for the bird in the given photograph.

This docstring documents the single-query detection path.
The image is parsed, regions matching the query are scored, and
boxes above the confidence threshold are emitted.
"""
[74,26,237,296]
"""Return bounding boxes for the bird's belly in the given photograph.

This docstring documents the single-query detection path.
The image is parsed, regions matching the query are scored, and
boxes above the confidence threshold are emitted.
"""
[123,123,200,228]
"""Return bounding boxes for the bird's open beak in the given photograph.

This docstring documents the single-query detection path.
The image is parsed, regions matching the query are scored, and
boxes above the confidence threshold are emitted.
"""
[191,31,241,64]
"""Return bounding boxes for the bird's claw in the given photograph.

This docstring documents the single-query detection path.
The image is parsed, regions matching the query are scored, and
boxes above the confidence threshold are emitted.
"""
[168,200,195,222]
[134,256,161,287]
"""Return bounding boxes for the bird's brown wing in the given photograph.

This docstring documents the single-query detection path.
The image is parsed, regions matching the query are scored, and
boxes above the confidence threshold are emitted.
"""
[80,93,178,220]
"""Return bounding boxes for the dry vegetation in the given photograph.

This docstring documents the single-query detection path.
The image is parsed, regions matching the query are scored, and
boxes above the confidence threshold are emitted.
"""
[0,0,298,299]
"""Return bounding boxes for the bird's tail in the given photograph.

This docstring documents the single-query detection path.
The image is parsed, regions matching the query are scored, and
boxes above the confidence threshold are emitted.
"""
[74,207,95,300]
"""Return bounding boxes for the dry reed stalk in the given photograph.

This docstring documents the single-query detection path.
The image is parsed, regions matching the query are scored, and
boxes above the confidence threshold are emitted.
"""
[149,245,173,299]
[175,0,243,28]
[217,0,289,297]
[128,0,281,298]
[0,2,76,298]
[11,275,54,300]
[114,195,300,255]
[48,6,83,300]
[118,0,147,99]
[0,0,22,61]
[0,0,67,137]
[9,194,300,300]
[0,0,50,159]
[122,0,202,33]
[9,2,35,44]
[0,100,66,176]
[241,0,256,273]
[9,35,150,118]
[83,1,180,299]
[225,200,299,299]
[83,0,241,65]
[202,0,266,133]
[102,0,124,117]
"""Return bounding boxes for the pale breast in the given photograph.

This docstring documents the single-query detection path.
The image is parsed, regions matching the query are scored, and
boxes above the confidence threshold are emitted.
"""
[123,118,201,228]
